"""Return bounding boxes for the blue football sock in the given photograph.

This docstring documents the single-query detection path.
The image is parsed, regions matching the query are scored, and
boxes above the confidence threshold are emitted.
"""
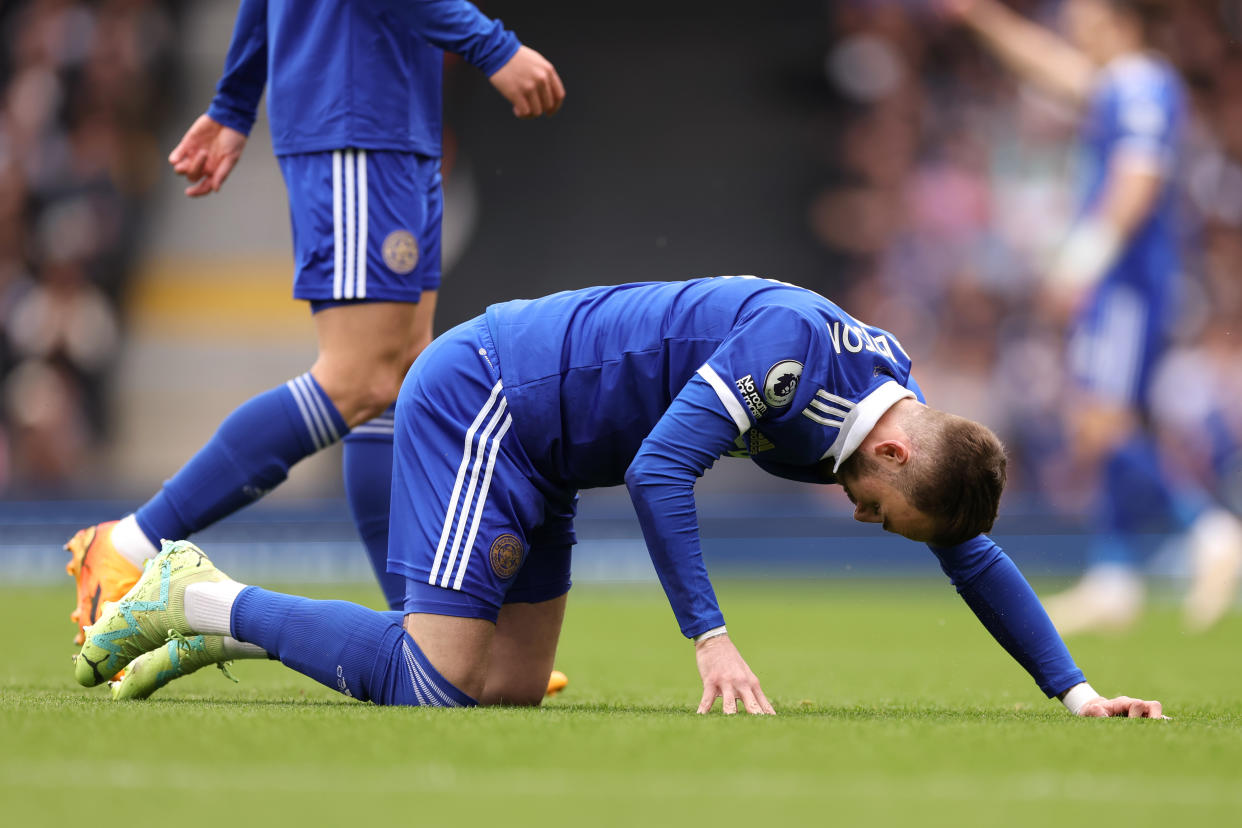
[1091,432,1205,567]
[231,587,476,707]
[135,373,347,545]
[343,405,404,611]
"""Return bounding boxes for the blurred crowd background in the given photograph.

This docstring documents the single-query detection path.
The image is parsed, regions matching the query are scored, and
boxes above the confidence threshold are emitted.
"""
[1,0,1240,528]
[0,0,183,492]
[814,0,1242,522]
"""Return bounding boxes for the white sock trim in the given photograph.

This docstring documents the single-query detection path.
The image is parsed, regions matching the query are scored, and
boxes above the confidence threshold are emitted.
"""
[220,636,268,660]
[110,514,159,568]
[184,581,247,637]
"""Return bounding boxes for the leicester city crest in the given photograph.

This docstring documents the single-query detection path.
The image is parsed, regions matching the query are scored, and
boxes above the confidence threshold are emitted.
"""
[382,229,419,274]
[763,360,803,407]
[489,533,524,580]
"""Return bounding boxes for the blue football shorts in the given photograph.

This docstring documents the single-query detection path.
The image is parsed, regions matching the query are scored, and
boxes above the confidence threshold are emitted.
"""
[277,149,442,305]
[387,317,577,622]
[1067,279,1169,408]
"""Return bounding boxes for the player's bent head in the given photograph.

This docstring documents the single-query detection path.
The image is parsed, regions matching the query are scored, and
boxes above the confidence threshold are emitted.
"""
[902,408,1007,546]
[839,405,1007,546]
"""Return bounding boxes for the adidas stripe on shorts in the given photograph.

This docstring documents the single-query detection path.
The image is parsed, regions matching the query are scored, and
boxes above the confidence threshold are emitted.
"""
[387,318,576,622]
[277,149,443,304]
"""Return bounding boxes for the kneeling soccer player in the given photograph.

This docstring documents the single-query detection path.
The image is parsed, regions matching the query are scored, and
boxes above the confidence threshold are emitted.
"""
[76,276,1164,717]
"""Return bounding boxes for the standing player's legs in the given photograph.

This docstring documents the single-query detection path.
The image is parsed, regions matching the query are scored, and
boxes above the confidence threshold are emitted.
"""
[64,149,441,641]
[1044,282,1242,633]
[341,293,438,612]
[1044,283,1175,633]
[339,153,442,610]
[342,413,405,612]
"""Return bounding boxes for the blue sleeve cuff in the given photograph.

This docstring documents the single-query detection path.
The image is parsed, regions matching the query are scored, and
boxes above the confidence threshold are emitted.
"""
[206,99,257,137]
[475,30,521,77]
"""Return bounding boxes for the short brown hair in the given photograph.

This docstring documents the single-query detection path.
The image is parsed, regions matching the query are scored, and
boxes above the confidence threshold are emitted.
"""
[899,408,1007,545]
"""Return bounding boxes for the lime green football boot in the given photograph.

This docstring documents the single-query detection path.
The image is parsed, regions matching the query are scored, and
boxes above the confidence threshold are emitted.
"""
[74,540,230,687]
[111,633,238,700]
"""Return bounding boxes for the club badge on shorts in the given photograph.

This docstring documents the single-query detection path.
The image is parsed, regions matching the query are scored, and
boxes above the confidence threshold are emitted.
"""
[489,534,524,580]
[382,229,419,274]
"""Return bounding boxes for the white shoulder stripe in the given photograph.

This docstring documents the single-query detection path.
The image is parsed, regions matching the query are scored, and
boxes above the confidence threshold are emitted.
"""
[815,389,856,409]
[802,408,843,428]
[808,398,850,418]
[823,380,916,470]
[696,365,750,438]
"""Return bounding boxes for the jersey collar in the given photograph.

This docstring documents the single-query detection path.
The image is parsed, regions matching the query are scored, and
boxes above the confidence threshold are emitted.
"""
[823,380,916,471]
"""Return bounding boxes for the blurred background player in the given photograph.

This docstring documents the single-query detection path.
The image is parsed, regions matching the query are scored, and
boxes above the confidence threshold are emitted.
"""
[944,0,1242,634]
[62,0,565,645]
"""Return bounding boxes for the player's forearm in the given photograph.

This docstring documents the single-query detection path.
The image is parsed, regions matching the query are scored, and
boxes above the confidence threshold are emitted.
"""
[409,0,521,76]
[1053,160,1164,290]
[625,381,744,637]
[961,0,1094,104]
[627,451,726,638]
[1096,159,1164,242]
[208,0,268,136]
[931,536,1086,700]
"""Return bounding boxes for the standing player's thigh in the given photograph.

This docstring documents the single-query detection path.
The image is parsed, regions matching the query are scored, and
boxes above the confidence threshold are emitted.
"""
[278,149,441,304]
[1068,281,1160,408]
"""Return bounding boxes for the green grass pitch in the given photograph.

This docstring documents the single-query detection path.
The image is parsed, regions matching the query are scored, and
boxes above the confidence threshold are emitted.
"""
[3,578,1240,826]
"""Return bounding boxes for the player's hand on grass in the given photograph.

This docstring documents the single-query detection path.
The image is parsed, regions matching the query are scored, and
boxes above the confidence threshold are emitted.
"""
[169,115,248,197]
[489,45,565,118]
[1077,695,1167,719]
[694,634,776,716]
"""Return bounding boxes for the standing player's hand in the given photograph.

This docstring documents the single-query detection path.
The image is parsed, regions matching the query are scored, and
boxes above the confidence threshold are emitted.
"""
[489,45,565,119]
[694,634,776,715]
[168,115,248,197]
[1037,283,1089,329]
[1076,695,1167,719]
[937,0,981,20]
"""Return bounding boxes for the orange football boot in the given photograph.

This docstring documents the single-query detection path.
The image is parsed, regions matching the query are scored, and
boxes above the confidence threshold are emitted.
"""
[64,521,142,644]
[545,669,569,697]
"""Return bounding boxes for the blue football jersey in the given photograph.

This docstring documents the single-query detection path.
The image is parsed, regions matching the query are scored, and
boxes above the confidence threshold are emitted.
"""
[478,278,1085,696]
[485,276,918,490]
[1079,54,1184,291]
[206,0,520,157]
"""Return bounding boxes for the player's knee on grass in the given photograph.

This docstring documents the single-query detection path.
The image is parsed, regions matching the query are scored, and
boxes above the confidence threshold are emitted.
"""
[403,612,495,702]
[479,596,568,707]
